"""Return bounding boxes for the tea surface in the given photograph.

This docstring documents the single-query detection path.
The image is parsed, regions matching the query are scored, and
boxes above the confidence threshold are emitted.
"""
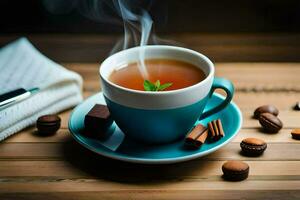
[109,59,206,91]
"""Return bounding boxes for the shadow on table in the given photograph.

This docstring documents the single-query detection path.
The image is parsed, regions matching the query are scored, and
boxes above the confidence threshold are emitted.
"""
[61,137,211,184]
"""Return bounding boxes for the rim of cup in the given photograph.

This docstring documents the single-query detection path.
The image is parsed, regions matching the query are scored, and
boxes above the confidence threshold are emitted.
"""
[99,45,214,95]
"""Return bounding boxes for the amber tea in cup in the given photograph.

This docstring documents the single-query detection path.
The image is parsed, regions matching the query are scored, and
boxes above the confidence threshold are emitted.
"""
[109,59,206,91]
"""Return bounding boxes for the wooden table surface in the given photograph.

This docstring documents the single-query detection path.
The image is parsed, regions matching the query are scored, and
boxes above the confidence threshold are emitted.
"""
[0,34,300,199]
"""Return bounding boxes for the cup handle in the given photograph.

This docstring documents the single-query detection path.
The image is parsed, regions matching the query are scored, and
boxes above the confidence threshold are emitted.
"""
[199,77,234,120]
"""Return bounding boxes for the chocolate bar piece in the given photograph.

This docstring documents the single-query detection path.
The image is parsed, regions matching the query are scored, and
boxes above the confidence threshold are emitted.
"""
[84,104,113,139]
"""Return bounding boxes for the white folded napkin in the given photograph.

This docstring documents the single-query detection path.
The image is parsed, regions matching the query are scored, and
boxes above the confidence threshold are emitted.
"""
[0,38,83,141]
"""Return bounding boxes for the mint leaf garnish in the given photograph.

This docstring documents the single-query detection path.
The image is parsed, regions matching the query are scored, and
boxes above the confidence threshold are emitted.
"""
[143,80,156,91]
[159,82,173,91]
[143,80,172,91]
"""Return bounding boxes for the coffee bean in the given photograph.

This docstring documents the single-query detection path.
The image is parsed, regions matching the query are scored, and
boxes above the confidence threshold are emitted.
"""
[291,129,300,140]
[240,138,267,156]
[36,114,61,135]
[222,160,249,181]
[259,113,283,133]
[254,105,279,119]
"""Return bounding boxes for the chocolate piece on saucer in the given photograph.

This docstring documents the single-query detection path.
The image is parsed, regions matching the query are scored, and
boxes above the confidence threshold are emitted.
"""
[84,104,113,139]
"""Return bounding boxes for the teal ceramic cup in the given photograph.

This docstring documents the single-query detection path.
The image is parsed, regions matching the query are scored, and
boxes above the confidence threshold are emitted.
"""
[100,46,234,144]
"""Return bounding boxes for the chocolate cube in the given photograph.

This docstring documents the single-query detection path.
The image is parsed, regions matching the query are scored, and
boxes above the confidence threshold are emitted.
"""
[84,104,113,139]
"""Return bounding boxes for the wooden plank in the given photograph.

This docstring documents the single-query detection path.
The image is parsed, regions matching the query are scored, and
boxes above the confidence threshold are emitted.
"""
[233,92,300,111]
[0,180,299,193]
[0,160,298,178]
[215,63,300,91]
[203,143,300,161]
[0,142,298,161]
[4,127,299,144]
[233,128,298,143]
[4,128,71,143]
[2,34,300,62]
[0,190,299,200]
[241,111,300,128]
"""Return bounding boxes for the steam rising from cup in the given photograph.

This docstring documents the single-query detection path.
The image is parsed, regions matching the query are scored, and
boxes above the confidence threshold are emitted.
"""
[113,0,152,79]
[42,0,177,79]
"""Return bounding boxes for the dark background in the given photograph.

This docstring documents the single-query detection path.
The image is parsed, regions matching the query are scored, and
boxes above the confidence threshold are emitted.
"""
[1,0,300,34]
[1,0,300,62]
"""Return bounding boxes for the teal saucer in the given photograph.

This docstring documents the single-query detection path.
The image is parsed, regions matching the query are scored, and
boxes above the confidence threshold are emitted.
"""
[69,92,242,164]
